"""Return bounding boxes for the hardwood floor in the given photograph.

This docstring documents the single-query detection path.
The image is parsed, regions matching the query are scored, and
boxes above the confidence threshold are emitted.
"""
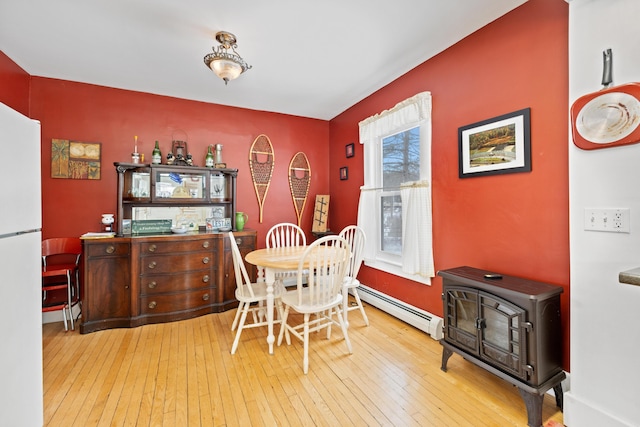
[43,300,564,426]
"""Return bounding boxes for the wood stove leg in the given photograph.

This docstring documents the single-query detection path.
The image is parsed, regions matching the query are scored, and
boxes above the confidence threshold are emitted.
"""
[553,383,564,410]
[441,346,453,372]
[518,388,544,427]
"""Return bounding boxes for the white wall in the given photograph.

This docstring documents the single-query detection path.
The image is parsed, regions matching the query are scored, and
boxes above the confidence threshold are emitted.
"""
[567,1,640,426]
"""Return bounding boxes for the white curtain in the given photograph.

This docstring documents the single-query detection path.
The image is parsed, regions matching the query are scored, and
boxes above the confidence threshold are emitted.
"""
[357,188,377,263]
[357,92,434,279]
[401,181,434,278]
[359,92,432,189]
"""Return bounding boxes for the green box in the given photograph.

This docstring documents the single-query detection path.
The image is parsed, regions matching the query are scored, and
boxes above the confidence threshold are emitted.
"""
[132,219,172,234]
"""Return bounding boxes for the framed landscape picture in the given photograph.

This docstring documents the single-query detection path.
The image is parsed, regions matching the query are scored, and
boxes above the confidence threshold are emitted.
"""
[458,108,531,178]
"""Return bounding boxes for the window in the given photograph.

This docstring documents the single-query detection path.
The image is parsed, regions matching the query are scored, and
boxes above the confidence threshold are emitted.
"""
[383,127,420,187]
[357,92,434,284]
[380,127,420,256]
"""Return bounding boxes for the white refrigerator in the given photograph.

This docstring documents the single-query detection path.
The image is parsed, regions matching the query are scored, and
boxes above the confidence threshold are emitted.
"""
[0,102,43,426]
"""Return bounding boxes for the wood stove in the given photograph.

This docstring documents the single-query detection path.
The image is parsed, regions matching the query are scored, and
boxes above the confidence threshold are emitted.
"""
[438,266,565,427]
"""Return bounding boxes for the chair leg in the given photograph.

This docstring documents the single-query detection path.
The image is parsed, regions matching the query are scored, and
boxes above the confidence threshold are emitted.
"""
[231,302,244,331]
[352,289,369,326]
[275,300,286,325]
[61,305,68,331]
[231,304,250,354]
[68,305,75,331]
[67,271,75,331]
[322,309,332,339]
[277,306,291,346]
[68,305,74,331]
[303,313,310,374]
[342,286,350,328]
[334,306,353,354]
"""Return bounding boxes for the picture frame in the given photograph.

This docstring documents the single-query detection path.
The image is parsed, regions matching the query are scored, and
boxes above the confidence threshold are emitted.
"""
[340,166,348,180]
[458,108,531,178]
[51,139,102,180]
[345,142,355,158]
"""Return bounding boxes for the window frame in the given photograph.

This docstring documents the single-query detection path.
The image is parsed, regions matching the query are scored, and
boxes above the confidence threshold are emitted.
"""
[358,93,432,285]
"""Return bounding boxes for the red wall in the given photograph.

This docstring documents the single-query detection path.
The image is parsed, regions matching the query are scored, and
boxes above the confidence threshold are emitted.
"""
[28,79,330,244]
[2,0,570,369]
[0,51,31,116]
[329,0,570,368]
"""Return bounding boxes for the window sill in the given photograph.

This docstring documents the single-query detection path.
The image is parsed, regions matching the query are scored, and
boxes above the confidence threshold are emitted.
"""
[363,259,431,285]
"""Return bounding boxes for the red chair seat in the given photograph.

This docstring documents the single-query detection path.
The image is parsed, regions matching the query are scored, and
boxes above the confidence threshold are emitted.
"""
[42,238,81,331]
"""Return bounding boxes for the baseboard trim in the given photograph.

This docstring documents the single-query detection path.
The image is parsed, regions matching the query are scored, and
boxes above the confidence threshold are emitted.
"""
[564,390,633,427]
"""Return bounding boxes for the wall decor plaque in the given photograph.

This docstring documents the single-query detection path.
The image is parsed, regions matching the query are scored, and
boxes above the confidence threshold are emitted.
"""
[51,139,101,179]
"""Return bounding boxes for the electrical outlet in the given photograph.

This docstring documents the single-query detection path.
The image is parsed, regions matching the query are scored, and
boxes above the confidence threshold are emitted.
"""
[584,208,630,233]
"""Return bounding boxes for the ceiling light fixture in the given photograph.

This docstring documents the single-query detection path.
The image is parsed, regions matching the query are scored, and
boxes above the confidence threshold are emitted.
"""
[204,31,252,85]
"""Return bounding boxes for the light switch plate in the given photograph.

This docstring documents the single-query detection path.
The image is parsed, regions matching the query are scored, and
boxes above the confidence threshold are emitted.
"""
[584,208,630,233]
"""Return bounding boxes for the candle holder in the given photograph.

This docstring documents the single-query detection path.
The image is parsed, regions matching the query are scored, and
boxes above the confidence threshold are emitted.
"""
[132,135,141,163]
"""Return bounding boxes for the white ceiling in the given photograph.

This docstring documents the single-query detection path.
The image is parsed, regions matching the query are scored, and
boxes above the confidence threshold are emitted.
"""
[0,0,527,120]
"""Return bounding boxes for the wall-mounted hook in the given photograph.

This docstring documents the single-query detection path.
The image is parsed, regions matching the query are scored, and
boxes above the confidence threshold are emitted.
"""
[601,48,613,88]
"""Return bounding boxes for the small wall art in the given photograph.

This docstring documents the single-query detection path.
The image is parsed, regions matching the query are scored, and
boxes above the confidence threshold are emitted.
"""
[249,134,274,223]
[288,152,311,227]
[340,166,348,180]
[458,108,531,178]
[51,139,101,179]
[346,142,355,158]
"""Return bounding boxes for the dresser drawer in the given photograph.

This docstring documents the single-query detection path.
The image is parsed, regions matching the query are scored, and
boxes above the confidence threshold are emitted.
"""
[140,252,213,274]
[85,242,130,257]
[140,239,214,254]
[140,288,213,314]
[233,234,256,250]
[140,270,215,295]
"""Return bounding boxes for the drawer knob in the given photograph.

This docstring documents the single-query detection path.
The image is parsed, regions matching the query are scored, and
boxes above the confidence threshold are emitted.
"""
[106,245,115,254]
[148,301,157,309]
[148,261,157,269]
[202,293,209,301]
[148,244,157,252]
[202,257,210,264]
[202,241,210,249]
[148,281,157,289]
[236,238,242,245]
[202,275,209,283]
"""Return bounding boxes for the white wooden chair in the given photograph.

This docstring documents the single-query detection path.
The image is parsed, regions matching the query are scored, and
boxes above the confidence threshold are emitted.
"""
[228,232,282,354]
[339,225,369,327]
[266,222,307,286]
[277,235,353,374]
[266,222,306,248]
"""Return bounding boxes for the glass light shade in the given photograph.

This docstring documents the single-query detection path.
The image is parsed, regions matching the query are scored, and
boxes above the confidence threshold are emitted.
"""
[210,59,243,82]
[204,31,251,84]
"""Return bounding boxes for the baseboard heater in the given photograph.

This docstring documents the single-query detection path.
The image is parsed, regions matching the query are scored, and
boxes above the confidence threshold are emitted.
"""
[355,284,443,340]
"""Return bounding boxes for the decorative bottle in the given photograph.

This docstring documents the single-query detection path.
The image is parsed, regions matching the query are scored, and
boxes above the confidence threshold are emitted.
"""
[205,145,214,167]
[214,144,224,164]
[151,140,162,164]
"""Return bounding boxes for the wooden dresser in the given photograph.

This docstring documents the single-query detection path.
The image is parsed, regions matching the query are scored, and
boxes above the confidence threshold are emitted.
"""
[80,230,256,334]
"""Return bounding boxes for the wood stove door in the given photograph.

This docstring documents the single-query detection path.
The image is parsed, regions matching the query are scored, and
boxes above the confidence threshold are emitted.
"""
[478,292,528,381]
[443,287,480,356]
